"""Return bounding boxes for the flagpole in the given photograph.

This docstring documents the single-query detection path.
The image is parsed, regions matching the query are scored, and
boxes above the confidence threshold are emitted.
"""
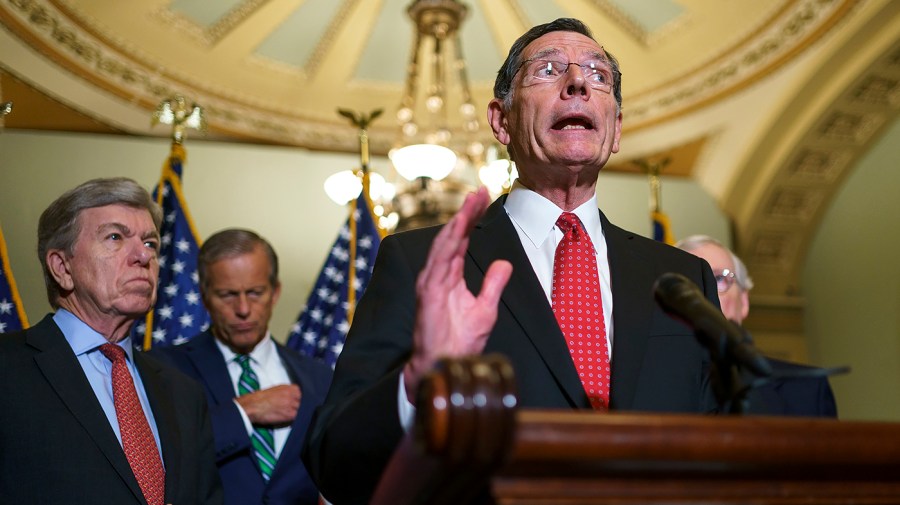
[636,157,675,245]
[337,108,382,323]
[142,96,207,350]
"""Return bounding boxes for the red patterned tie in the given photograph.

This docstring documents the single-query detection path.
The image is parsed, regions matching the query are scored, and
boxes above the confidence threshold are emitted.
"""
[99,344,166,505]
[552,212,611,410]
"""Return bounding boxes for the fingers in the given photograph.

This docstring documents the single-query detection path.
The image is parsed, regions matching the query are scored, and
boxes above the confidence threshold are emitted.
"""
[417,187,490,293]
[479,260,513,307]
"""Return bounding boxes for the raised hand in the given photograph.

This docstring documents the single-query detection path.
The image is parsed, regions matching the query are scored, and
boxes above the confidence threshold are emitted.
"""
[403,187,513,403]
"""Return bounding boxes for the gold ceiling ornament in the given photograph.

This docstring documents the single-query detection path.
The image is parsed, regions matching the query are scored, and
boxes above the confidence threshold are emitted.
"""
[387,0,489,232]
[152,95,206,144]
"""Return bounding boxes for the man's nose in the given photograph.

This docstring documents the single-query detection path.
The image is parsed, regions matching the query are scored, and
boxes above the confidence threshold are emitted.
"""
[132,240,154,266]
[234,294,251,316]
[562,64,591,99]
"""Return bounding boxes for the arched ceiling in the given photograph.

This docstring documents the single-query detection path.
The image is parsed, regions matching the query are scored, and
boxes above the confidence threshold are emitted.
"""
[2,0,899,298]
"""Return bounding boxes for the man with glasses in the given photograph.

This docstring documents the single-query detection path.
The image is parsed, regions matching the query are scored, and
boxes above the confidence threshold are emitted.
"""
[677,235,837,417]
[304,18,720,504]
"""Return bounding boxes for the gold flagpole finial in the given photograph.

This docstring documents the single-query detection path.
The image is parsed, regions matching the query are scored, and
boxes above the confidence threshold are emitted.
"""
[152,95,206,145]
[635,157,672,212]
[337,108,383,196]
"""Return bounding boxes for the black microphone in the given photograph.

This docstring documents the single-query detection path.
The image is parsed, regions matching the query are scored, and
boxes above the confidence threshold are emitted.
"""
[653,272,772,377]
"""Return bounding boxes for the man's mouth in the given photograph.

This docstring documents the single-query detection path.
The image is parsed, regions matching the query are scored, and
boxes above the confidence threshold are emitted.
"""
[552,117,594,130]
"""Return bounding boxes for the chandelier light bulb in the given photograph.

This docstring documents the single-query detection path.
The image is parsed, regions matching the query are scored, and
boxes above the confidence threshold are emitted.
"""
[402,122,418,137]
[425,94,443,113]
[397,107,413,123]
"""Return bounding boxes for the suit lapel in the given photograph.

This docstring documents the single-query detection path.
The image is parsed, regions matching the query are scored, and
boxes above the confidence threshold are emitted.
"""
[602,213,654,410]
[29,316,146,503]
[185,332,237,405]
[468,197,586,407]
[135,352,181,503]
[271,345,319,480]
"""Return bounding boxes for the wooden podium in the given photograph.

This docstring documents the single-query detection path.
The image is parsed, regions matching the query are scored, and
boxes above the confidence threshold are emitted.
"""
[372,355,900,505]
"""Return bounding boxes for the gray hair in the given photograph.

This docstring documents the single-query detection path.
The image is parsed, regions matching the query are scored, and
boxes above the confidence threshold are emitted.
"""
[675,234,754,291]
[197,228,279,292]
[38,177,162,309]
[493,18,623,113]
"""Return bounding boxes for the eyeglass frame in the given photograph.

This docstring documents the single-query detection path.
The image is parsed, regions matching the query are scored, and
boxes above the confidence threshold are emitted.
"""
[514,56,616,94]
[714,268,739,293]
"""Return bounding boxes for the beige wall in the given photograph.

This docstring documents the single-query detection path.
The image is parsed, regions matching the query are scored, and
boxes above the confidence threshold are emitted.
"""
[804,116,900,421]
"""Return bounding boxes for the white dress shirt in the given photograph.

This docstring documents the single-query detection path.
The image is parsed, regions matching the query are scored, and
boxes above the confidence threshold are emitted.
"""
[399,183,615,431]
[215,334,292,460]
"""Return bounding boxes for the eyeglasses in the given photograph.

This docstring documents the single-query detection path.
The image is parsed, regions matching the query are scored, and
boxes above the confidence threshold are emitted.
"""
[517,58,615,93]
[715,269,737,293]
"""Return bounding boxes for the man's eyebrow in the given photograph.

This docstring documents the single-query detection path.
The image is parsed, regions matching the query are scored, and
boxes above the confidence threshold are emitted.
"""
[142,230,161,242]
[528,48,563,60]
[97,222,132,235]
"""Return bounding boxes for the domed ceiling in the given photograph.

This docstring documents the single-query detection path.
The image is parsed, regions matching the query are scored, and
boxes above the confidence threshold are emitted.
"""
[0,0,865,152]
[2,0,899,297]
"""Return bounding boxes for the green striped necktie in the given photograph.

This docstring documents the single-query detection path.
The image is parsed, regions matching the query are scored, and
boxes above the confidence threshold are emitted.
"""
[235,354,276,480]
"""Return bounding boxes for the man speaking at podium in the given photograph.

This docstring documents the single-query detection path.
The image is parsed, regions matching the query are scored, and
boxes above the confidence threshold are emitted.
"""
[304,18,721,504]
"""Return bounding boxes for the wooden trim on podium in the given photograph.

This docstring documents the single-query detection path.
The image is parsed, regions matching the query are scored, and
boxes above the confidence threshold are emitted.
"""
[373,355,900,505]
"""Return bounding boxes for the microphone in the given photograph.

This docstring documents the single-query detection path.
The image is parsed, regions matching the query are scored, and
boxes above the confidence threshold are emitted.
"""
[653,272,772,377]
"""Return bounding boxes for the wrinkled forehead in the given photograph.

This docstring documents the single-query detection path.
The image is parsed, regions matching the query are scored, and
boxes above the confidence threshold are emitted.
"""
[522,30,607,63]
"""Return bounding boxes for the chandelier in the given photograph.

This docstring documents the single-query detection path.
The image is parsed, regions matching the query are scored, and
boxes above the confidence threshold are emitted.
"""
[324,0,517,232]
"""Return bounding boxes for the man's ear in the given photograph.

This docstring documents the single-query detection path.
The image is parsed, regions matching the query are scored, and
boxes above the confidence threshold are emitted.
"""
[271,281,282,306]
[46,249,74,292]
[739,289,750,323]
[487,99,510,146]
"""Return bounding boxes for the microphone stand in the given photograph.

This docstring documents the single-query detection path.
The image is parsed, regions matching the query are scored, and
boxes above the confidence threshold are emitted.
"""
[703,324,762,415]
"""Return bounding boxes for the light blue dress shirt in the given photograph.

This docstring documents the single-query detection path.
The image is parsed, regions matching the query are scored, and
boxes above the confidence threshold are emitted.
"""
[54,309,165,464]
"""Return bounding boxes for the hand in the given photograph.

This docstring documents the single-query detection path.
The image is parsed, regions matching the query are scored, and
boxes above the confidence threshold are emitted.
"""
[235,384,301,427]
[403,187,513,403]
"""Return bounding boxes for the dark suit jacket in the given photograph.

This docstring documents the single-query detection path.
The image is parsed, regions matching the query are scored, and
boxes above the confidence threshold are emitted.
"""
[0,314,223,505]
[151,330,333,505]
[745,357,838,417]
[303,197,720,504]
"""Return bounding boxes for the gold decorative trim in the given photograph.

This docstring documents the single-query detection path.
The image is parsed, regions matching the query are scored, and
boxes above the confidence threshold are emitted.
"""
[305,0,362,78]
[625,0,856,131]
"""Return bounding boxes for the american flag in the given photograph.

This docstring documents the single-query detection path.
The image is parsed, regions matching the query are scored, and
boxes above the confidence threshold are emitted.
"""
[0,221,28,333]
[135,143,210,349]
[652,209,675,245]
[286,191,383,367]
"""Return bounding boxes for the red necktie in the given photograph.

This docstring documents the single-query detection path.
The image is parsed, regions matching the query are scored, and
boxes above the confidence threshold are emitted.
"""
[551,212,611,410]
[99,344,166,505]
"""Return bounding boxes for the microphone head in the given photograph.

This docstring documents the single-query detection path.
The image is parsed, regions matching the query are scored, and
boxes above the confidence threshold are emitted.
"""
[653,272,698,314]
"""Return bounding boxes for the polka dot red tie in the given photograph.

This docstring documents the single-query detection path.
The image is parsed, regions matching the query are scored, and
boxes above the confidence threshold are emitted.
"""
[99,344,166,505]
[551,212,611,410]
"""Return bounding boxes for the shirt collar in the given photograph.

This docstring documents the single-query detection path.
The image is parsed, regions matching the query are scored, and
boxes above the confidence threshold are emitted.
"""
[214,331,276,366]
[53,309,136,361]
[504,181,602,246]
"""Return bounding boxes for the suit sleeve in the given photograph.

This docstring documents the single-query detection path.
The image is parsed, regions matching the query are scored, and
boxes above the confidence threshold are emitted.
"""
[303,233,423,505]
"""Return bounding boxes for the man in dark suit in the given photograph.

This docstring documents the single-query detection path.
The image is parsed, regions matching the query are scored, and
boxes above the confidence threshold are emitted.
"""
[151,228,332,505]
[303,18,720,504]
[0,177,222,505]
[676,234,838,417]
